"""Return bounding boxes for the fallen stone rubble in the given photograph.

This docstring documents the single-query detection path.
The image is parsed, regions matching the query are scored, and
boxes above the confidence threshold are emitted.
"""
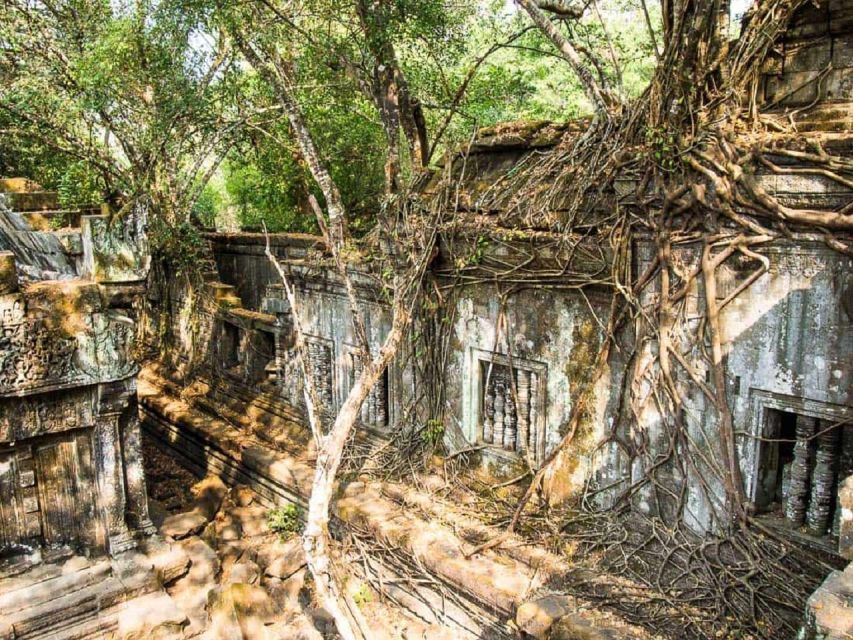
[138,364,653,640]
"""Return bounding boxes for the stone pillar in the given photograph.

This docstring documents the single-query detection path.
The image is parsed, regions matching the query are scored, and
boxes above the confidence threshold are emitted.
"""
[517,369,531,453]
[504,374,517,451]
[493,369,506,446]
[376,373,387,427]
[482,371,494,444]
[785,414,816,526]
[122,400,156,536]
[806,421,840,536]
[95,384,135,555]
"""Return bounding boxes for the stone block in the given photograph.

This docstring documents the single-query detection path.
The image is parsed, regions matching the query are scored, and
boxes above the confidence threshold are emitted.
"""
[832,33,853,67]
[784,40,831,73]
[206,583,280,640]
[232,484,256,507]
[4,191,59,211]
[223,559,261,586]
[0,177,42,192]
[191,475,228,521]
[160,510,208,540]
[765,70,820,105]
[802,564,853,640]
[516,594,574,638]
[116,591,187,640]
[146,541,191,585]
[0,252,19,294]
[825,67,853,101]
[263,568,306,611]
[257,537,305,580]
[551,613,626,640]
[829,7,853,35]
[168,537,220,633]
[215,513,243,542]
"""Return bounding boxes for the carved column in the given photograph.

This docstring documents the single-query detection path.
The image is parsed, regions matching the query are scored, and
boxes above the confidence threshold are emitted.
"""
[376,373,387,427]
[122,400,156,536]
[95,384,135,555]
[368,377,377,425]
[493,368,506,446]
[786,414,816,526]
[807,421,840,536]
[504,371,517,451]
[517,369,531,453]
[482,370,494,444]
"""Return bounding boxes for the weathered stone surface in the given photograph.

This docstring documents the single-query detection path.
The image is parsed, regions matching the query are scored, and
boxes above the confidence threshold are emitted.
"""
[192,475,229,521]
[206,583,280,640]
[229,505,270,538]
[61,555,91,574]
[550,613,626,640]
[80,202,150,283]
[216,512,243,542]
[117,591,187,640]
[0,252,17,294]
[257,536,305,580]
[168,536,221,634]
[224,559,261,585]
[233,484,256,507]
[158,477,228,541]
[516,595,574,639]
[145,541,192,585]
[263,568,306,611]
[802,563,853,640]
[161,510,209,540]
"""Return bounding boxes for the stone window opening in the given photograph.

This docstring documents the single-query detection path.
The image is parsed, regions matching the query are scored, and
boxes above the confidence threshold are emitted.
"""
[475,353,546,466]
[755,408,853,540]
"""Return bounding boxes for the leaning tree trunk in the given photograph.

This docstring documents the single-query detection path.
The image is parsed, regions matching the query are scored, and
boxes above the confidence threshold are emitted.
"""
[303,316,408,640]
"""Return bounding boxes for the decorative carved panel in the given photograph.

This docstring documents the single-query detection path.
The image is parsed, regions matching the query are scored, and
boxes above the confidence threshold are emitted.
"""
[0,430,103,560]
[0,387,95,443]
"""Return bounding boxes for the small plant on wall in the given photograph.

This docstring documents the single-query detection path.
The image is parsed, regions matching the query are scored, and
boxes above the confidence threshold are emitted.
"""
[267,503,303,540]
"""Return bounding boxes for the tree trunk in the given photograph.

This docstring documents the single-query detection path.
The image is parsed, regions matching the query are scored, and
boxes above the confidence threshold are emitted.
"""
[303,315,408,640]
[516,0,613,112]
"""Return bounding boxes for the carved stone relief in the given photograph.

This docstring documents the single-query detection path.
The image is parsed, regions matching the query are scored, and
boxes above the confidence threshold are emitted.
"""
[0,387,95,442]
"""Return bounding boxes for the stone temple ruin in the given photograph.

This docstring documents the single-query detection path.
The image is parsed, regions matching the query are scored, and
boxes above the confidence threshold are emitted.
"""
[1,3,853,640]
[0,182,194,638]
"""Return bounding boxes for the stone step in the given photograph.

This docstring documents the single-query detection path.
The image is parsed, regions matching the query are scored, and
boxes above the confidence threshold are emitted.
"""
[2,573,126,640]
[0,559,111,615]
